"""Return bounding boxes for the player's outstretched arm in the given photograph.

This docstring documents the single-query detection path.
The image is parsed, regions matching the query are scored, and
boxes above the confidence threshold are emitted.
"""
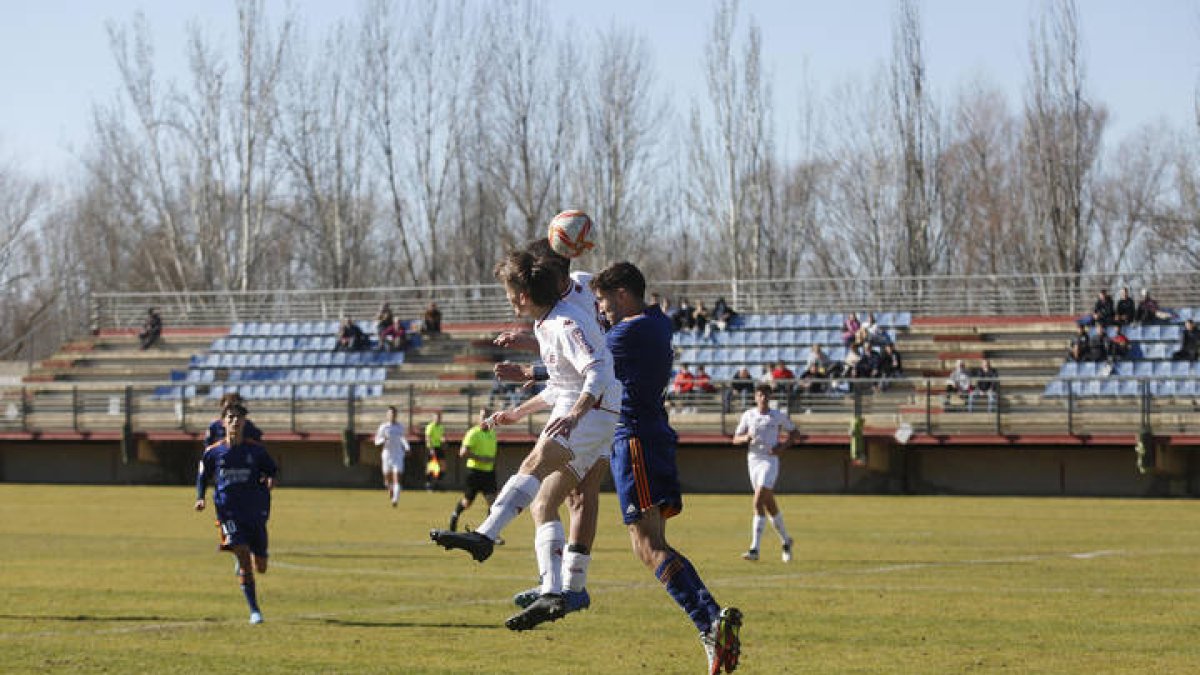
[493,331,538,351]
[485,395,549,429]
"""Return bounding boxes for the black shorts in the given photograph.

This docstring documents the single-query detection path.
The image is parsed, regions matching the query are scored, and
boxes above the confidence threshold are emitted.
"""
[463,469,497,500]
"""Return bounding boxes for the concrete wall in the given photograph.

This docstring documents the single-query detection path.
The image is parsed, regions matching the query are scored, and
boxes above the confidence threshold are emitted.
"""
[1,438,1194,497]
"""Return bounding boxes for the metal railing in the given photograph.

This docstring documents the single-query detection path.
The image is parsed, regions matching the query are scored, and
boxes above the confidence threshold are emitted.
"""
[89,270,1200,330]
[3,375,1194,440]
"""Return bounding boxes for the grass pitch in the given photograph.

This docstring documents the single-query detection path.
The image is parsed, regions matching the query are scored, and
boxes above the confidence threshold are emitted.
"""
[1,484,1199,673]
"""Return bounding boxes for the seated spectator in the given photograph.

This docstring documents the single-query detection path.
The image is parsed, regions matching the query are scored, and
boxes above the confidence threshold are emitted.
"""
[943,360,972,409]
[673,298,695,333]
[797,361,828,397]
[138,307,162,350]
[840,312,861,347]
[694,365,718,395]
[862,312,891,346]
[879,343,904,390]
[1108,324,1131,363]
[1067,324,1090,363]
[692,302,710,337]
[769,359,796,397]
[670,364,696,413]
[376,302,394,336]
[727,366,755,410]
[335,318,369,352]
[1172,319,1200,362]
[969,359,999,413]
[1135,289,1171,324]
[804,343,831,373]
[712,297,736,332]
[1078,289,1114,327]
[1114,287,1135,326]
[379,317,408,352]
[422,302,443,336]
[1085,323,1109,363]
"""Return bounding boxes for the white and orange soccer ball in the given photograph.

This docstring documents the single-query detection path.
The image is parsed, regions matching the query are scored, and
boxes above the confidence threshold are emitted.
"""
[547,210,596,258]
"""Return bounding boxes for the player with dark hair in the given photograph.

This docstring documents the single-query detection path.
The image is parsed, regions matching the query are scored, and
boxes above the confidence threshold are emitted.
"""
[203,392,263,447]
[430,249,622,632]
[448,408,499,531]
[732,384,800,562]
[374,405,410,507]
[194,403,278,624]
[590,261,743,674]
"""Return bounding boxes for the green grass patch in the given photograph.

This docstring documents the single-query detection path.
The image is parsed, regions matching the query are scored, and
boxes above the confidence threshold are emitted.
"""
[1,485,1198,673]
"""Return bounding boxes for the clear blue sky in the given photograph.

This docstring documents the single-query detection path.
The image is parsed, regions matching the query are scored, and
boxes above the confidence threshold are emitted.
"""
[1,0,1195,175]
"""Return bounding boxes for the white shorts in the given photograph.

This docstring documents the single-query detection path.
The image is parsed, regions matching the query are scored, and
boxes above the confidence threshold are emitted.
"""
[747,453,779,490]
[543,408,618,480]
[381,451,405,474]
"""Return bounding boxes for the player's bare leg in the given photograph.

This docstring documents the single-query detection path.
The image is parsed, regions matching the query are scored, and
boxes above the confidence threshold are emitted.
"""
[230,545,264,624]
[748,486,793,563]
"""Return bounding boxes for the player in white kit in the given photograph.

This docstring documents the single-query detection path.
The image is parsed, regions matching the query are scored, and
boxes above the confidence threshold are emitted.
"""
[732,384,801,562]
[374,406,410,507]
[430,249,621,631]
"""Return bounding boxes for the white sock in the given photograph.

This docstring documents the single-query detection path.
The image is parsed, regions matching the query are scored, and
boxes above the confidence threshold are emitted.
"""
[750,515,765,551]
[476,473,540,540]
[535,521,566,596]
[390,484,400,503]
[562,550,591,592]
[770,513,791,543]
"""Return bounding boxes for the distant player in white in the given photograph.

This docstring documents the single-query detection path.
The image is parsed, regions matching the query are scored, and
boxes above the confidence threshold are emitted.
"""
[492,238,606,615]
[732,384,801,562]
[374,406,410,507]
[430,249,622,631]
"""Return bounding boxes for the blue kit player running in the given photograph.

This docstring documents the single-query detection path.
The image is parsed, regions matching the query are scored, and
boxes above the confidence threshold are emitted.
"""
[203,392,263,447]
[195,403,278,624]
[590,262,742,675]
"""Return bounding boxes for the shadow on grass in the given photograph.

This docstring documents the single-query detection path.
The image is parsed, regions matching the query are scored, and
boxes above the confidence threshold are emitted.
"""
[313,618,497,630]
[0,614,212,623]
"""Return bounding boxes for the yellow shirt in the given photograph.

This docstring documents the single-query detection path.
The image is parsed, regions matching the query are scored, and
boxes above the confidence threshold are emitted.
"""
[425,421,444,449]
[461,425,498,472]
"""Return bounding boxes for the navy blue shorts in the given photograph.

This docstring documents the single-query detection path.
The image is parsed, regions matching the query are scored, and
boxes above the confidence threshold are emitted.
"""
[217,518,269,558]
[610,433,683,525]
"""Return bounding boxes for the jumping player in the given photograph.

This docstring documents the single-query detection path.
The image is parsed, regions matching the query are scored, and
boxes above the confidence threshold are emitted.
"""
[591,262,742,674]
[732,384,801,562]
[495,237,606,616]
[374,405,410,507]
[430,250,621,632]
[194,402,278,624]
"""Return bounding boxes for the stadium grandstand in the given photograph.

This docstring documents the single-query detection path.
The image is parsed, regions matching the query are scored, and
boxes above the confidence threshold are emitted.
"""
[4,270,1200,496]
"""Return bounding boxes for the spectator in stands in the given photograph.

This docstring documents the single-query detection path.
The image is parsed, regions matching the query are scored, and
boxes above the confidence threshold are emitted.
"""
[728,366,756,411]
[840,312,861,347]
[670,364,696,413]
[943,360,972,410]
[1085,323,1110,363]
[1078,289,1114,327]
[862,312,891,347]
[376,303,394,336]
[804,343,831,374]
[969,359,999,413]
[1172,319,1200,362]
[769,360,796,399]
[1136,289,1168,324]
[694,365,718,408]
[1067,324,1090,363]
[335,318,369,352]
[1108,324,1131,363]
[692,302,710,337]
[422,302,443,336]
[138,307,162,350]
[1114,287,1135,326]
[379,317,408,352]
[797,360,828,399]
[673,298,695,333]
[712,297,736,332]
[879,343,904,390]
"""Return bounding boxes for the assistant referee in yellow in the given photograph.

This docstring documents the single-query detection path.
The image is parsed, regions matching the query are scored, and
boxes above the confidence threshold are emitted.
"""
[448,408,499,532]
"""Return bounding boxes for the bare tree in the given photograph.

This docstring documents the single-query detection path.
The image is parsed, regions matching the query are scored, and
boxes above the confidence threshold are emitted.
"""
[1020,0,1107,281]
[1092,124,1170,273]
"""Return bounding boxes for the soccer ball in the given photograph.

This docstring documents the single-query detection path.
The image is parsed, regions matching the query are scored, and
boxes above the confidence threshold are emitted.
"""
[547,210,596,258]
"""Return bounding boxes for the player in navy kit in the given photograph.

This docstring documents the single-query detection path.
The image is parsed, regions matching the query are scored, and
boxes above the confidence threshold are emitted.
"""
[203,392,263,447]
[590,262,742,675]
[194,402,278,624]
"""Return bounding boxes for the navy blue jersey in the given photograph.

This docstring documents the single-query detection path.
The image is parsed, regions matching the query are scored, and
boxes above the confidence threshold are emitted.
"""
[607,305,675,437]
[204,417,263,447]
[197,440,278,522]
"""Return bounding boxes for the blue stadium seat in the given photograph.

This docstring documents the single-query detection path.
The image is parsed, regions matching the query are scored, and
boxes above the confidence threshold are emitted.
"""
[1172,361,1190,377]
[1177,380,1197,397]
[1153,361,1173,377]
[1044,380,1066,397]
[1118,379,1141,397]
[1132,361,1153,377]
[229,323,247,337]
[1056,362,1075,377]
[1152,380,1177,397]
[1162,325,1182,342]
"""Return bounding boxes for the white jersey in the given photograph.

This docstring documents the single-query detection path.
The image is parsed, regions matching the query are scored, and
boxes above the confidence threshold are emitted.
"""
[563,270,604,330]
[535,297,622,417]
[374,421,409,459]
[735,408,796,457]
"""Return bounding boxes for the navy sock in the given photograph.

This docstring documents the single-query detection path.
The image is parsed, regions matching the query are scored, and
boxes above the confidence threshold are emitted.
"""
[655,548,720,633]
[239,571,260,613]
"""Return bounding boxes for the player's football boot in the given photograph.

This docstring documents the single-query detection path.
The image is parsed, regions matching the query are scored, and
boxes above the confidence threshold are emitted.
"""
[741,549,759,561]
[505,593,567,631]
[709,607,742,673]
[249,611,264,625]
[513,587,590,613]
[782,538,794,563]
[429,529,494,562]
